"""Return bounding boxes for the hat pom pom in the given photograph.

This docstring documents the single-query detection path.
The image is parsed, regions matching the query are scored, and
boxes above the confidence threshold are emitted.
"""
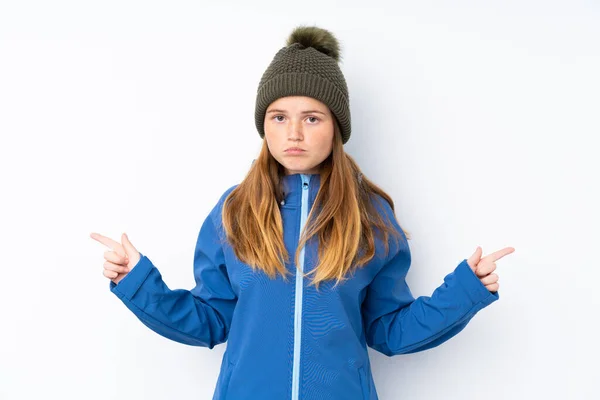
[286,25,341,62]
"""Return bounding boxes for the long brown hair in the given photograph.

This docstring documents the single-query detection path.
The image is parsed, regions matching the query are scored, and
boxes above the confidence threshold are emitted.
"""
[222,120,411,290]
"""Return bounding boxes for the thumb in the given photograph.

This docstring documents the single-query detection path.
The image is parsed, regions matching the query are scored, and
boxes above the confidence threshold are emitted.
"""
[466,246,482,272]
[121,233,138,257]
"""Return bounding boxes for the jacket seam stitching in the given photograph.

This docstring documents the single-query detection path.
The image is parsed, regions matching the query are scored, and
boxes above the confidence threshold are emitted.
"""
[112,259,153,300]
[113,287,211,346]
[387,299,485,354]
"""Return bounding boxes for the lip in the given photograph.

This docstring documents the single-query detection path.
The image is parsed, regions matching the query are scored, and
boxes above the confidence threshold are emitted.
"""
[285,147,306,152]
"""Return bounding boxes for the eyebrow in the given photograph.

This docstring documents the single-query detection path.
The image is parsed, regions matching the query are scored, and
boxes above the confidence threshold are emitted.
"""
[266,109,327,115]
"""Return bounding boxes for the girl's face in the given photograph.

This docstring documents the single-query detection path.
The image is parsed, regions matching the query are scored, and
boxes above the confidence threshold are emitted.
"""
[264,96,334,175]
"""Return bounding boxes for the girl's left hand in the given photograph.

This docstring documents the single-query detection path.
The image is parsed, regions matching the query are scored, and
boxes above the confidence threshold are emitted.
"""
[466,246,515,293]
[90,232,141,284]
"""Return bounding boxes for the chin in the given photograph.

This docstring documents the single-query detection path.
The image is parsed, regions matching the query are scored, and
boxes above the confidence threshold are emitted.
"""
[279,163,311,174]
[282,162,308,170]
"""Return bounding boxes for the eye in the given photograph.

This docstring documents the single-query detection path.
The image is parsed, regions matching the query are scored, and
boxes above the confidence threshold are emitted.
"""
[271,115,320,123]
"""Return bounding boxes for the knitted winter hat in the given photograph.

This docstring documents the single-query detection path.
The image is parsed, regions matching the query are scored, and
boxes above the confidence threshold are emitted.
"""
[254,25,352,144]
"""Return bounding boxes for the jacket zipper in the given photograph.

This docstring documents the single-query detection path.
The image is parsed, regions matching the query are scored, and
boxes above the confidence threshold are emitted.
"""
[291,174,311,400]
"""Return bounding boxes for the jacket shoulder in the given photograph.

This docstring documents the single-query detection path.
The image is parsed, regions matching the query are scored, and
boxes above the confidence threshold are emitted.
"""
[369,192,395,222]
[207,183,239,227]
[369,192,409,260]
[218,184,239,206]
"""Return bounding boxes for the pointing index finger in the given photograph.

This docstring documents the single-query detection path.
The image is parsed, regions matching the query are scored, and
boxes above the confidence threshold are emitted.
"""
[90,232,125,255]
[483,247,515,263]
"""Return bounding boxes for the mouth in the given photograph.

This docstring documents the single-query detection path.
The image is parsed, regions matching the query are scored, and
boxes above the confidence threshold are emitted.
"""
[285,148,306,152]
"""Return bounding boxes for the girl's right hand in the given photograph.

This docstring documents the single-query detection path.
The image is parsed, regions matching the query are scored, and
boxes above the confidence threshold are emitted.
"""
[90,232,141,285]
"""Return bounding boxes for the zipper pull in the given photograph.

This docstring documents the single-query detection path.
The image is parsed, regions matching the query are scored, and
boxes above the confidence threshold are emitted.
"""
[301,174,310,190]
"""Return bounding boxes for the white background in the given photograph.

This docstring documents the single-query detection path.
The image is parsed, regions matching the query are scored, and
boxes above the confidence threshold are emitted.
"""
[1,1,598,399]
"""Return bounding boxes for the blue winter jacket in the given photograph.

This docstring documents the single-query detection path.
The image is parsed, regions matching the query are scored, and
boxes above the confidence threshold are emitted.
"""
[110,173,499,399]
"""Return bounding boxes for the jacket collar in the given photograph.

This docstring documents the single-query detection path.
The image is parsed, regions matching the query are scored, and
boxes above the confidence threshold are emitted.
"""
[280,173,321,208]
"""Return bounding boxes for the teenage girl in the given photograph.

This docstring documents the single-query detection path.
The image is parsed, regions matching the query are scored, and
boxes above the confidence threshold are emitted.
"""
[91,25,514,400]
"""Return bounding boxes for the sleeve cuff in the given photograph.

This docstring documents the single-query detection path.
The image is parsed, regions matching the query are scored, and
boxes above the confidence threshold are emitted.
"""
[109,253,154,300]
[454,259,499,306]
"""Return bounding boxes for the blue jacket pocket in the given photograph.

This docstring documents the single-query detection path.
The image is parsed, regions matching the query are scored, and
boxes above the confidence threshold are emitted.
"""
[357,366,370,400]
[216,358,235,399]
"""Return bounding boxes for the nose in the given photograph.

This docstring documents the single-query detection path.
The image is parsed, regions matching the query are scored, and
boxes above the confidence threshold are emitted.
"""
[287,119,303,141]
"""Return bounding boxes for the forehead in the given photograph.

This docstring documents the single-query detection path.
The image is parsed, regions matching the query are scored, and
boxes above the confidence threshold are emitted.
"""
[267,96,328,111]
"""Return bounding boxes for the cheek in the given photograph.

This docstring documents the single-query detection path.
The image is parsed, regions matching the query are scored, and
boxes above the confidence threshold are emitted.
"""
[264,135,281,157]
[265,138,276,154]
[317,131,334,153]
[264,135,278,150]
[263,127,274,143]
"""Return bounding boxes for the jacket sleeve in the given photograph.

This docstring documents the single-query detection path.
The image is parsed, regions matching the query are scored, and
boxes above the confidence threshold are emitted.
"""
[361,198,499,357]
[109,205,237,348]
